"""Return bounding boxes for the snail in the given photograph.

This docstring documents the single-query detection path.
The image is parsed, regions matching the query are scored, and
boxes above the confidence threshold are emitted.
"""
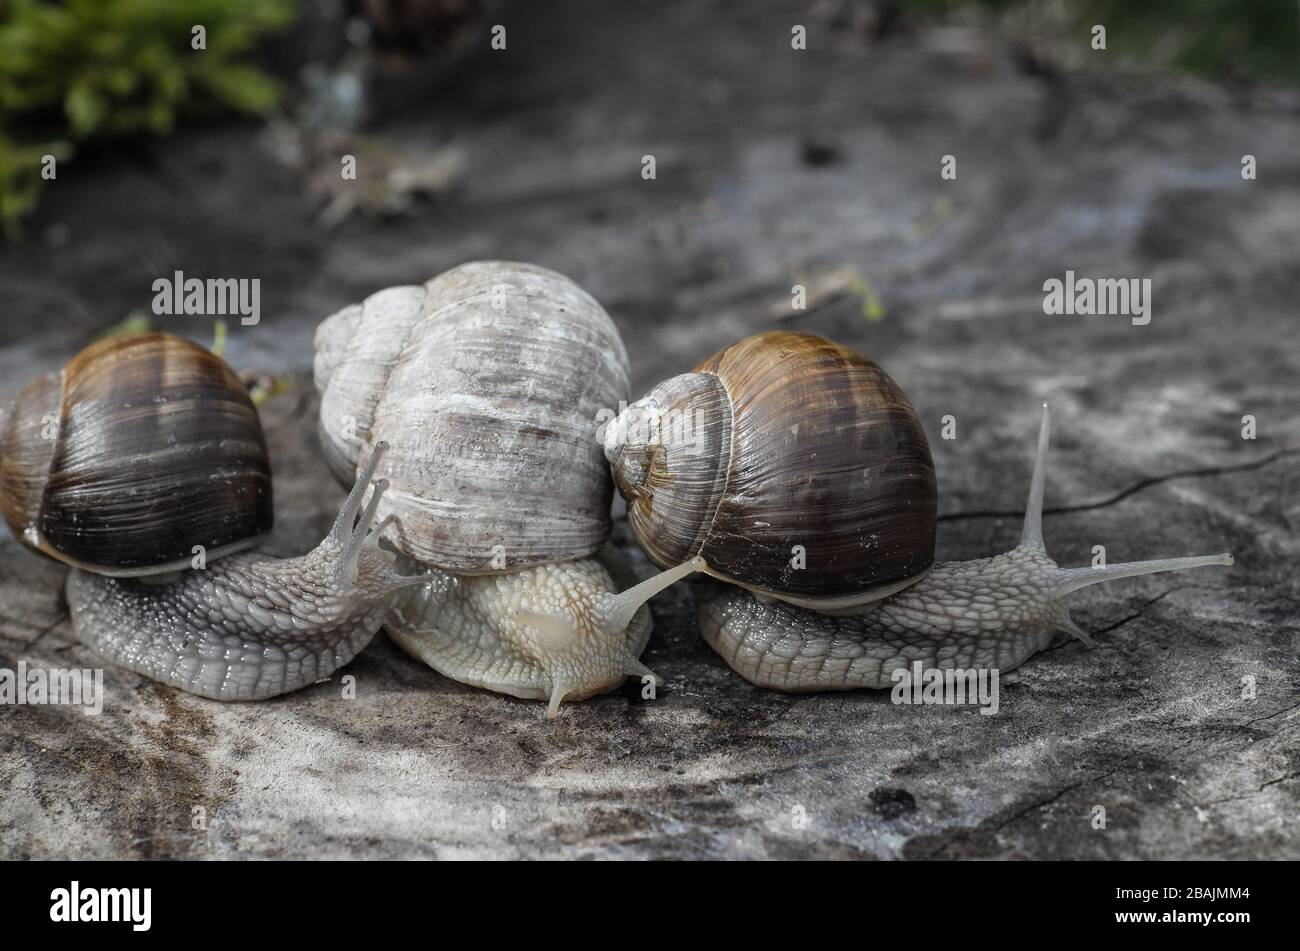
[605,330,1234,691]
[1,332,418,700]
[313,260,700,717]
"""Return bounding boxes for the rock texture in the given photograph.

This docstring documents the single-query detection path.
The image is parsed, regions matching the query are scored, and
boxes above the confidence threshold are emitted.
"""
[0,0,1296,859]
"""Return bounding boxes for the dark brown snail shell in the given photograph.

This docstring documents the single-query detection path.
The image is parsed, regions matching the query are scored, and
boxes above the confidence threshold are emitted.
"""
[0,332,273,576]
[604,331,937,610]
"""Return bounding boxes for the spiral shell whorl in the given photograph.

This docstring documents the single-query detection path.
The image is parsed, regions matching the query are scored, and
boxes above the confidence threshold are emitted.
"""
[312,302,362,394]
[605,371,732,569]
[610,331,938,609]
[315,286,426,486]
[315,261,632,573]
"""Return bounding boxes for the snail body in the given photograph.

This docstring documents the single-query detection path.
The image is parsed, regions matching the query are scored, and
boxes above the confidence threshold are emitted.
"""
[608,332,1233,691]
[315,261,698,716]
[2,333,416,700]
[66,443,421,700]
[387,549,687,716]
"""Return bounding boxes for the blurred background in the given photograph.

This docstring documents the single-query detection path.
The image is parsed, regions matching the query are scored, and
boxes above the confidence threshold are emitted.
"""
[1,1,1297,860]
[2,0,1296,531]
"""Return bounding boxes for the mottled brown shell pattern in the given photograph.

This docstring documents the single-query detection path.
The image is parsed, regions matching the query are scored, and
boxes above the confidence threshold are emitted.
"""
[607,331,937,609]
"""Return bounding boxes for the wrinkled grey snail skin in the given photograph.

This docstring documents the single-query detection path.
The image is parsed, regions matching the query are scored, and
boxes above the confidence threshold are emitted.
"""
[697,406,1235,691]
[387,547,697,718]
[66,443,424,701]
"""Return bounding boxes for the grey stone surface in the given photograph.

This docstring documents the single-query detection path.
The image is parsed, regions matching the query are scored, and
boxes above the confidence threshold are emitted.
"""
[0,1,1296,859]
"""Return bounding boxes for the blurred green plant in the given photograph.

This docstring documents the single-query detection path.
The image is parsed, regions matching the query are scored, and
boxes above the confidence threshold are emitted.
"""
[910,194,953,242]
[0,0,298,239]
[847,273,886,323]
[91,308,152,339]
[0,132,67,235]
[1077,0,1300,81]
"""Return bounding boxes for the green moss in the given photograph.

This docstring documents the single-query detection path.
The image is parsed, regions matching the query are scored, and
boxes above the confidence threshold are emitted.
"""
[0,0,298,238]
[0,131,68,239]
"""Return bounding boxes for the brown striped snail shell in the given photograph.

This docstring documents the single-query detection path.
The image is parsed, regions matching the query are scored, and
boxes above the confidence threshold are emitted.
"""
[604,330,937,611]
[607,330,1232,696]
[2,332,417,701]
[0,332,273,577]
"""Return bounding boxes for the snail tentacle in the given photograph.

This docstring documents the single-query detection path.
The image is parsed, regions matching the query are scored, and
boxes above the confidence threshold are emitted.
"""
[1019,402,1052,550]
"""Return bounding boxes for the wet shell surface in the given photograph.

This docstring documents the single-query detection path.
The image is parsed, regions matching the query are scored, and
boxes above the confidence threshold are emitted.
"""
[315,260,631,573]
[605,331,937,609]
[0,332,273,576]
